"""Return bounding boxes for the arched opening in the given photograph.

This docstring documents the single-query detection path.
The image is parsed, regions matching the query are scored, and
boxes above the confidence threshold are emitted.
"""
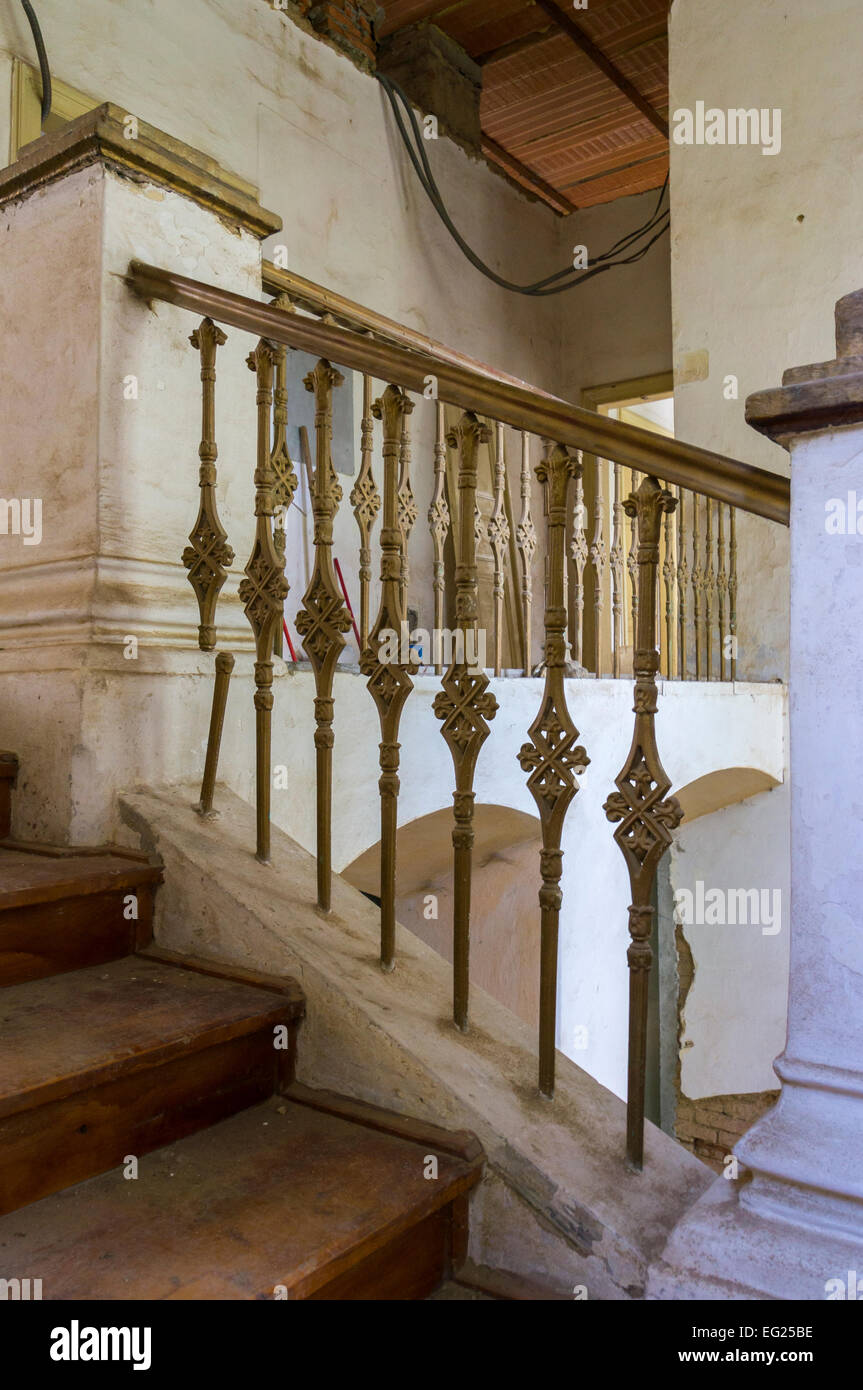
[342,804,543,1027]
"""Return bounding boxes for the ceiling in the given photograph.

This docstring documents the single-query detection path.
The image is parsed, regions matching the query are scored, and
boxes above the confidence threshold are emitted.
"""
[379,0,671,214]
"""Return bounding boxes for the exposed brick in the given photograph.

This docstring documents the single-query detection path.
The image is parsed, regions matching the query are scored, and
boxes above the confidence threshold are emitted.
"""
[716,1129,743,1150]
[688,1122,719,1144]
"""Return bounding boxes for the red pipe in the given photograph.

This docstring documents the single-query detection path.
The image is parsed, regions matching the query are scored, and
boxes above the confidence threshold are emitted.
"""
[282,617,297,663]
[334,558,361,651]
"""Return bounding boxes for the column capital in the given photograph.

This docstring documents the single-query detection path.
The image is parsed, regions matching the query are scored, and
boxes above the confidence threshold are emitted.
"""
[746,287,863,447]
[0,102,281,241]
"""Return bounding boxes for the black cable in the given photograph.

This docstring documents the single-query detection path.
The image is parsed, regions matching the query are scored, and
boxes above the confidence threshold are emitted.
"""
[378,73,669,296]
[20,0,51,124]
[381,73,671,294]
[383,70,672,292]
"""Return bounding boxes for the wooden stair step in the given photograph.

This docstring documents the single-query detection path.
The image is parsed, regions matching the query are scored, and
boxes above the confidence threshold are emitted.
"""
[0,848,163,985]
[0,956,302,1215]
[0,1094,483,1300]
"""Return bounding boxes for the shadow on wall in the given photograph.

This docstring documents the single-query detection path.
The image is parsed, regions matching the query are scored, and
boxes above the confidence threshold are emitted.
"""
[342,804,542,1028]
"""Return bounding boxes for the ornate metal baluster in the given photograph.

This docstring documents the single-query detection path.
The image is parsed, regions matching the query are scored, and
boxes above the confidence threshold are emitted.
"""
[692,494,703,679]
[489,422,510,676]
[569,456,588,669]
[705,498,715,679]
[662,486,676,678]
[729,506,738,680]
[295,360,352,908]
[627,469,641,671]
[183,319,233,651]
[717,502,728,680]
[519,445,590,1098]
[397,409,417,610]
[433,413,499,1031]
[270,344,299,657]
[589,456,607,676]
[428,401,450,675]
[238,341,289,864]
[610,462,624,679]
[516,431,537,675]
[350,374,380,653]
[198,651,234,816]
[604,476,683,1169]
[677,489,689,680]
[361,386,416,972]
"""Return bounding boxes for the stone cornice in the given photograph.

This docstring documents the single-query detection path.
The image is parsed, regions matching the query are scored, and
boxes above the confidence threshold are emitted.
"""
[0,102,281,241]
[746,288,863,448]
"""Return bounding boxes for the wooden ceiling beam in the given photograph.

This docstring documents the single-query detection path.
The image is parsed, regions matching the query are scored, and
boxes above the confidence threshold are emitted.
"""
[559,150,668,194]
[481,133,578,215]
[475,26,557,66]
[529,0,669,139]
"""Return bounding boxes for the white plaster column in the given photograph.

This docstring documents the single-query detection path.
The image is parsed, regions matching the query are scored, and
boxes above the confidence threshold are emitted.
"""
[0,105,280,842]
[649,289,863,1299]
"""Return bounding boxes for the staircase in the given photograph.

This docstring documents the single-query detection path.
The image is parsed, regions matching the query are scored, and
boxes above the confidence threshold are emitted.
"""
[0,755,484,1300]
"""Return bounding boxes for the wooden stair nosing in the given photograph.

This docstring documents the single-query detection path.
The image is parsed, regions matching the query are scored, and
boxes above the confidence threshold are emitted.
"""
[0,1096,483,1301]
[0,853,163,913]
[285,1081,483,1164]
[0,959,297,1122]
[139,945,306,1020]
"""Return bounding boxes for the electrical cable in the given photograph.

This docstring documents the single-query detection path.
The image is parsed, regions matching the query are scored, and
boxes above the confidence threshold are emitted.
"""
[378,72,669,296]
[20,0,51,124]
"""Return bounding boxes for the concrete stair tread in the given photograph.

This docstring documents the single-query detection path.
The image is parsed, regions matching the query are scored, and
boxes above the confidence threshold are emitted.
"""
[0,1095,482,1299]
[0,956,292,1119]
[0,847,160,910]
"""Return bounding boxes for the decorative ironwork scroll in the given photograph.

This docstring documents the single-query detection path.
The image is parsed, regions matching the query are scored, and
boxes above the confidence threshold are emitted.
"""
[350,373,380,651]
[515,431,537,675]
[270,343,299,658]
[627,468,640,661]
[589,456,607,676]
[295,358,351,908]
[692,494,704,679]
[184,319,233,652]
[361,385,417,972]
[569,455,588,669]
[604,474,683,1168]
[433,412,499,1031]
[238,341,289,863]
[488,422,510,676]
[717,503,728,680]
[705,498,715,679]
[677,489,689,680]
[662,486,677,678]
[428,401,450,675]
[729,507,738,681]
[610,462,625,679]
[518,444,590,1099]
[397,409,417,610]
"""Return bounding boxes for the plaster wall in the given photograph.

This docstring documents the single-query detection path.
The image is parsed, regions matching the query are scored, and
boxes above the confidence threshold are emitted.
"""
[667,0,863,680]
[670,778,791,1100]
[557,187,673,406]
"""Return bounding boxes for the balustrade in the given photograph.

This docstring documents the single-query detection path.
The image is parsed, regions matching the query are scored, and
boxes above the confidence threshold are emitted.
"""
[126,258,788,1163]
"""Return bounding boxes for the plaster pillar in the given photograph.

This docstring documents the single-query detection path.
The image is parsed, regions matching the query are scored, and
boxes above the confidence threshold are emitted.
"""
[0,105,280,843]
[650,288,863,1299]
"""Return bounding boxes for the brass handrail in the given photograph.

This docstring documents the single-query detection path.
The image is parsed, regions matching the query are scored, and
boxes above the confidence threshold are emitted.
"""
[127,261,790,526]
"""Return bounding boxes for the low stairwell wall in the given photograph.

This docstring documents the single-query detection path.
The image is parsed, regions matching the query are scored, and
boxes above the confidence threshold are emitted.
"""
[119,782,712,1299]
